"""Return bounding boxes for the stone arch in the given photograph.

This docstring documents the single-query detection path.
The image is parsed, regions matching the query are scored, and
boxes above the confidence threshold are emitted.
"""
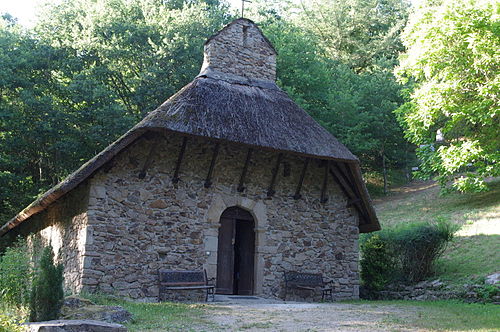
[203,194,267,295]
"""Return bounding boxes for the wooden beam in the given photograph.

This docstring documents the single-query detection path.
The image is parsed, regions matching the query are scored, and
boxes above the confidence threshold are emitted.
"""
[204,143,220,188]
[138,145,156,179]
[329,165,368,221]
[347,198,361,207]
[320,160,329,203]
[172,137,188,184]
[345,163,380,228]
[267,153,283,197]
[293,158,310,200]
[237,148,253,192]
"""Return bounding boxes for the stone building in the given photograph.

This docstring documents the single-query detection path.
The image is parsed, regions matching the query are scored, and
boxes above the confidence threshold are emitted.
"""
[0,18,380,301]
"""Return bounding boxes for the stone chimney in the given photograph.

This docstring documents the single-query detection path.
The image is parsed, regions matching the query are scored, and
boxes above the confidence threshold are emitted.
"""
[199,18,277,82]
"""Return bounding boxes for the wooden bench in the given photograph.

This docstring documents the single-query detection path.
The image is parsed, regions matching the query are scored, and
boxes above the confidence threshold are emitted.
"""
[158,270,215,302]
[284,271,334,301]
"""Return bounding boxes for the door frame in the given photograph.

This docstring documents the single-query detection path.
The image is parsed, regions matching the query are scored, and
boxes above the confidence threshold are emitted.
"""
[203,195,268,296]
[215,206,255,295]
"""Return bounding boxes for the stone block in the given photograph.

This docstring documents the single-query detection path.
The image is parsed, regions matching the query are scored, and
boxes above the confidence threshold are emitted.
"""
[25,320,127,332]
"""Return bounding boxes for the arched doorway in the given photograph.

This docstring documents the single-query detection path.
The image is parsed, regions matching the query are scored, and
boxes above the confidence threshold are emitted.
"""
[216,206,255,295]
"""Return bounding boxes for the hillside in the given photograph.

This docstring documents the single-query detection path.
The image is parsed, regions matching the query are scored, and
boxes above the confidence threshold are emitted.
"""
[374,180,500,283]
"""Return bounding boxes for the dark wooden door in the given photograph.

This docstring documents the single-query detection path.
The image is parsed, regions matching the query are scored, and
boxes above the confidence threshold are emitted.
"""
[216,215,234,294]
[216,207,255,295]
[234,220,255,295]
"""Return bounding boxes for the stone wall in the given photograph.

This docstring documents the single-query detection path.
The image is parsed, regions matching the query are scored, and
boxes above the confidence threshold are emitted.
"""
[82,132,359,302]
[5,182,90,293]
[200,19,276,82]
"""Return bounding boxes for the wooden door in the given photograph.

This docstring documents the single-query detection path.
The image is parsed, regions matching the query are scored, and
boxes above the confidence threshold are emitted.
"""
[216,215,234,294]
[216,207,255,295]
[234,219,255,295]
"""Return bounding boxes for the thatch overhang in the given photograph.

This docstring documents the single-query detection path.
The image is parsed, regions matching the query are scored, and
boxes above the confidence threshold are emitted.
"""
[0,73,380,236]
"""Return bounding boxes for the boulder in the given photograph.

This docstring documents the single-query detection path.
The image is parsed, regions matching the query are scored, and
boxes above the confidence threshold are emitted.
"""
[25,319,127,332]
[60,296,132,324]
[61,305,132,323]
[485,272,500,285]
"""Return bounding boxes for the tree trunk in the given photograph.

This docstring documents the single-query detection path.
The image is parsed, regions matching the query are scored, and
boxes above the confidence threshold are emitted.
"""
[382,153,388,195]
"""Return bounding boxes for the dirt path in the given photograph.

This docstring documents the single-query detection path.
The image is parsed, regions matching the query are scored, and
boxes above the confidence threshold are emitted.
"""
[203,301,422,331]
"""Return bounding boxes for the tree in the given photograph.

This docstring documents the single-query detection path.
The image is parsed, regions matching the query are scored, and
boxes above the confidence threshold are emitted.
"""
[296,0,410,72]
[396,0,499,192]
[29,245,64,322]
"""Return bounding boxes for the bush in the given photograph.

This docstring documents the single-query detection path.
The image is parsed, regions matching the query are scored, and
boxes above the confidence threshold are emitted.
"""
[360,235,394,291]
[391,220,457,282]
[0,238,32,308]
[29,245,64,322]
[0,314,24,332]
[360,219,457,290]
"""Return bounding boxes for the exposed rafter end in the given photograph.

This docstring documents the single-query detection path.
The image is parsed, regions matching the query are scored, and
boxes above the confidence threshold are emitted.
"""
[320,160,329,203]
[138,145,156,179]
[293,157,310,200]
[172,137,188,184]
[204,143,220,188]
[267,153,283,197]
[237,148,253,192]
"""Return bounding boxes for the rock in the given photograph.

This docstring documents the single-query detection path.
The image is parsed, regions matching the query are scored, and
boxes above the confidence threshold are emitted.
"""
[429,280,444,289]
[25,319,127,332]
[61,304,132,324]
[62,296,95,310]
[149,199,168,209]
[485,272,500,285]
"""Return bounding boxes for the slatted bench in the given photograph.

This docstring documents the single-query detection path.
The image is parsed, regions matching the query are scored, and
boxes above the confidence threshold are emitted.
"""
[158,270,215,302]
[284,271,334,301]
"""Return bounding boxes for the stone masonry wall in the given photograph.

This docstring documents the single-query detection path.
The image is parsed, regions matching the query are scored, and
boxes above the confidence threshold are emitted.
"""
[200,19,276,82]
[83,132,359,301]
[5,183,90,293]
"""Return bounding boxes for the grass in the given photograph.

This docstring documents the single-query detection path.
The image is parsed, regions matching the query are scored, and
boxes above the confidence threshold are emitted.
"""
[375,179,500,283]
[84,294,215,332]
[376,180,500,229]
[352,300,500,331]
[436,234,500,281]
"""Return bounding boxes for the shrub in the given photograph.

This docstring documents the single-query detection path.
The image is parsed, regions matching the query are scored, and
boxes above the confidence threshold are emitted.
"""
[29,245,64,322]
[360,219,457,289]
[0,238,32,308]
[0,314,24,332]
[360,234,394,291]
[391,220,457,283]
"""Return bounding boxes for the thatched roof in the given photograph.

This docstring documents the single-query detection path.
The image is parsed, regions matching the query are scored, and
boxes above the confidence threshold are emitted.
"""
[137,74,357,162]
[0,19,380,236]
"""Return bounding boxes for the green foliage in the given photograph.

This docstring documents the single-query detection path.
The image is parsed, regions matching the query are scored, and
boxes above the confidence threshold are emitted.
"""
[360,235,394,291]
[29,245,64,322]
[0,314,24,332]
[390,219,458,282]
[0,239,32,308]
[396,0,500,192]
[361,220,458,289]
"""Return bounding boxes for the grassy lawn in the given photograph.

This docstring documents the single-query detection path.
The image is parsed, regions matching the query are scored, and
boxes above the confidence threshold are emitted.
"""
[352,300,500,332]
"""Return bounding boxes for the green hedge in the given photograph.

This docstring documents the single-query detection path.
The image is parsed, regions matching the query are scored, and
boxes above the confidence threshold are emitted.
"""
[361,220,458,290]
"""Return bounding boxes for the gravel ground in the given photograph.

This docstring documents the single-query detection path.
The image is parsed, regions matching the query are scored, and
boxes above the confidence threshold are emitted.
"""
[202,297,421,331]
